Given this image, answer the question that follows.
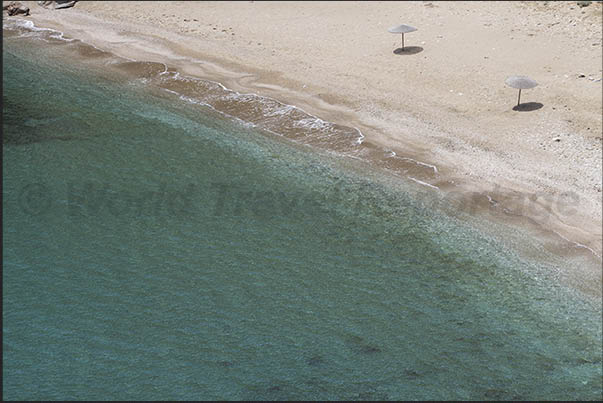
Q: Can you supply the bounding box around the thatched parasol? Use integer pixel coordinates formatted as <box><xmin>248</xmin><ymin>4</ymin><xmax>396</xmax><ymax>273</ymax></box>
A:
<box><xmin>505</xmin><ymin>76</ymin><xmax>538</xmax><ymax>107</ymax></box>
<box><xmin>388</xmin><ymin>24</ymin><xmax>417</xmax><ymax>50</ymax></box>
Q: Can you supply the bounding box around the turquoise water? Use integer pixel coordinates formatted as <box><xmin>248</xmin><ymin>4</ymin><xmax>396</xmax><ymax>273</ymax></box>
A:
<box><xmin>3</xmin><ymin>25</ymin><xmax>602</xmax><ymax>400</ymax></box>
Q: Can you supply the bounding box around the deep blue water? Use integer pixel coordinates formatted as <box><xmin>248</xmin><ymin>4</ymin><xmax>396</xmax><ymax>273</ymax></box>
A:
<box><xmin>2</xmin><ymin>23</ymin><xmax>602</xmax><ymax>400</ymax></box>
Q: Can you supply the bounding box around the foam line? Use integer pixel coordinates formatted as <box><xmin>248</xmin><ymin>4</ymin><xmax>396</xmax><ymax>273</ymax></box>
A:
<box><xmin>551</xmin><ymin>230</ymin><xmax>602</xmax><ymax>260</ymax></box>
<box><xmin>398</xmin><ymin>157</ymin><xmax>438</xmax><ymax>173</ymax></box>
<box><xmin>8</xmin><ymin>18</ymin><xmax>74</xmax><ymax>42</ymax></box>
<box><xmin>354</xmin><ymin>127</ymin><xmax>365</xmax><ymax>145</ymax></box>
<box><xmin>408</xmin><ymin>177</ymin><xmax>440</xmax><ymax>190</ymax></box>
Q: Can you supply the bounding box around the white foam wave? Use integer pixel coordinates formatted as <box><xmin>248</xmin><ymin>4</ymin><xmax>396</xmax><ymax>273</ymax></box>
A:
<box><xmin>398</xmin><ymin>157</ymin><xmax>438</xmax><ymax>173</ymax></box>
<box><xmin>551</xmin><ymin>230</ymin><xmax>602</xmax><ymax>260</ymax></box>
<box><xmin>7</xmin><ymin>18</ymin><xmax>74</xmax><ymax>41</ymax></box>
<box><xmin>160</xmin><ymin>71</ymin><xmax>182</xmax><ymax>81</ymax></box>
<box><xmin>8</xmin><ymin>18</ymin><xmax>35</xmax><ymax>30</ymax></box>
<box><xmin>264</xmin><ymin>104</ymin><xmax>295</xmax><ymax>117</ymax></box>
<box><xmin>158</xmin><ymin>63</ymin><xmax>169</xmax><ymax>76</ymax></box>
<box><xmin>214</xmin><ymin>81</ymin><xmax>229</xmax><ymax>91</ymax></box>
<box><xmin>408</xmin><ymin>177</ymin><xmax>440</xmax><ymax>190</ymax></box>
<box><xmin>161</xmin><ymin>71</ymin><xmax>366</xmax><ymax>147</ymax></box>
<box><xmin>485</xmin><ymin>194</ymin><xmax>499</xmax><ymax>207</ymax></box>
<box><xmin>232</xmin><ymin>117</ymin><xmax>257</xmax><ymax>128</ymax></box>
<box><xmin>49</xmin><ymin>31</ymin><xmax>74</xmax><ymax>41</ymax></box>
<box><xmin>178</xmin><ymin>94</ymin><xmax>212</xmax><ymax>108</ymax></box>
<box><xmin>293</xmin><ymin>117</ymin><xmax>332</xmax><ymax>132</ymax></box>
<box><xmin>161</xmin><ymin>88</ymin><xmax>180</xmax><ymax>95</ymax></box>
<box><xmin>354</xmin><ymin>127</ymin><xmax>365</xmax><ymax>145</ymax></box>
<box><xmin>380</xmin><ymin>150</ymin><xmax>438</xmax><ymax>173</ymax></box>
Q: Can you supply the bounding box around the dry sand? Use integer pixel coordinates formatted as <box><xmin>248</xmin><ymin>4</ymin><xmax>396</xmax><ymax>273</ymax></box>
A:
<box><xmin>8</xmin><ymin>1</ymin><xmax>603</xmax><ymax>280</ymax></box>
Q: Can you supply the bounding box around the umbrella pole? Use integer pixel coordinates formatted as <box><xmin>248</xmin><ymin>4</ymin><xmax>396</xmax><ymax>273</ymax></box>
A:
<box><xmin>517</xmin><ymin>89</ymin><xmax>521</xmax><ymax>106</ymax></box>
<box><xmin>401</xmin><ymin>33</ymin><xmax>405</xmax><ymax>50</ymax></box>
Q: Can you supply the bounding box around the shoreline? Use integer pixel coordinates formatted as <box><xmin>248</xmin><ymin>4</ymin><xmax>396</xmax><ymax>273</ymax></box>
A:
<box><xmin>4</xmin><ymin>2</ymin><xmax>602</xmax><ymax>294</ymax></box>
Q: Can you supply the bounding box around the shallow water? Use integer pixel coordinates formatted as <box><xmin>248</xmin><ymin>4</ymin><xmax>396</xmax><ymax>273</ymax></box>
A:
<box><xmin>3</xmin><ymin>22</ymin><xmax>602</xmax><ymax>400</ymax></box>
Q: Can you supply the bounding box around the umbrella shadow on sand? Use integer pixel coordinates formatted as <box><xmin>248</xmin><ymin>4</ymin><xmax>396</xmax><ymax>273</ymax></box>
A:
<box><xmin>512</xmin><ymin>102</ymin><xmax>543</xmax><ymax>112</ymax></box>
<box><xmin>393</xmin><ymin>46</ymin><xmax>424</xmax><ymax>55</ymax></box>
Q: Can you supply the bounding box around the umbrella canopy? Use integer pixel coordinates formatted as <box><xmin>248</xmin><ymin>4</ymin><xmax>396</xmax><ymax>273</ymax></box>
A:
<box><xmin>505</xmin><ymin>76</ymin><xmax>538</xmax><ymax>108</ymax></box>
<box><xmin>388</xmin><ymin>24</ymin><xmax>418</xmax><ymax>34</ymax></box>
<box><xmin>388</xmin><ymin>24</ymin><xmax>417</xmax><ymax>51</ymax></box>
<box><xmin>505</xmin><ymin>76</ymin><xmax>538</xmax><ymax>89</ymax></box>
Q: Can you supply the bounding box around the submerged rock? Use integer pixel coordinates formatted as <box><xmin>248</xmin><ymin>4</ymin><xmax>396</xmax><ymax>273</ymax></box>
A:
<box><xmin>3</xmin><ymin>2</ymin><xmax>30</xmax><ymax>16</ymax></box>
<box><xmin>403</xmin><ymin>369</ymin><xmax>421</xmax><ymax>379</ymax></box>
<box><xmin>360</xmin><ymin>345</ymin><xmax>382</xmax><ymax>354</ymax></box>
<box><xmin>306</xmin><ymin>355</ymin><xmax>325</xmax><ymax>366</ymax></box>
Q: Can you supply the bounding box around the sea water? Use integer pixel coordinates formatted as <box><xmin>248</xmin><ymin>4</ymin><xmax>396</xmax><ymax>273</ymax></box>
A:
<box><xmin>3</xmin><ymin>23</ymin><xmax>602</xmax><ymax>400</ymax></box>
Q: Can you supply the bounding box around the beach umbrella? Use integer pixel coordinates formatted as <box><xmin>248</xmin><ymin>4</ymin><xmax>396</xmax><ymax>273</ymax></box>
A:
<box><xmin>388</xmin><ymin>24</ymin><xmax>417</xmax><ymax>50</ymax></box>
<box><xmin>505</xmin><ymin>75</ymin><xmax>538</xmax><ymax>107</ymax></box>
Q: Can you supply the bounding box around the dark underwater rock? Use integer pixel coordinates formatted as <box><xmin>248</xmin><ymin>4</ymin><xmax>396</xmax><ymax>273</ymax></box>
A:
<box><xmin>307</xmin><ymin>355</ymin><xmax>325</xmax><ymax>366</ymax></box>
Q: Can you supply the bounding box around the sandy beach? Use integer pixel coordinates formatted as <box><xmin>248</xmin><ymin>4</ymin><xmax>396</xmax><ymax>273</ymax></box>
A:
<box><xmin>8</xmin><ymin>1</ymin><xmax>603</xmax><ymax>273</ymax></box>
<box><xmin>4</xmin><ymin>3</ymin><xmax>603</xmax><ymax>399</ymax></box>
